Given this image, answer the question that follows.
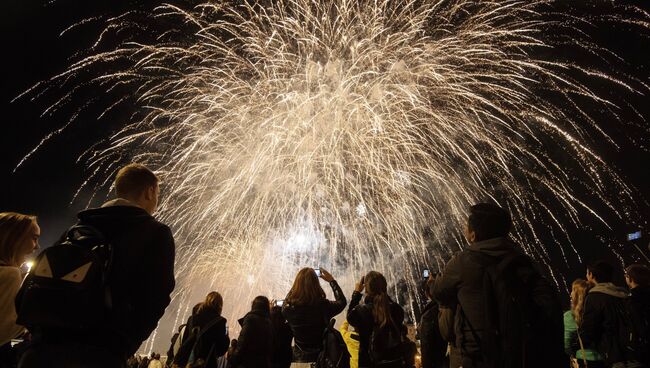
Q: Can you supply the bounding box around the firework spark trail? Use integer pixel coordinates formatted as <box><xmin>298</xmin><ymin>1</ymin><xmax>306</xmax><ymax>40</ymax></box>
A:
<box><xmin>19</xmin><ymin>0</ymin><xmax>649</xmax><ymax>351</ymax></box>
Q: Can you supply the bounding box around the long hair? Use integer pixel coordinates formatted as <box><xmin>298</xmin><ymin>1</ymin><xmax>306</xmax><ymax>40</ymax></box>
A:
<box><xmin>571</xmin><ymin>279</ymin><xmax>591</xmax><ymax>326</ymax></box>
<box><xmin>365</xmin><ymin>271</ymin><xmax>392</xmax><ymax>328</ymax></box>
<box><xmin>0</xmin><ymin>212</ymin><xmax>37</xmax><ymax>267</ymax></box>
<box><xmin>285</xmin><ymin>267</ymin><xmax>326</xmax><ymax>306</ymax></box>
<box><xmin>199</xmin><ymin>291</ymin><xmax>223</xmax><ymax>315</ymax></box>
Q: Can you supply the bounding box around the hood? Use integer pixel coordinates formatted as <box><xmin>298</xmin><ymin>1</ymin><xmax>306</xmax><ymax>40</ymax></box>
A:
<box><xmin>589</xmin><ymin>282</ymin><xmax>628</xmax><ymax>298</ymax></box>
<box><xmin>469</xmin><ymin>236</ymin><xmax>518</xmax><ymax>257</ymax></box>
<box><xmin>238</xmin><ymin>308</ymin><xmax>270</xmax><ymax>326</ymax></box>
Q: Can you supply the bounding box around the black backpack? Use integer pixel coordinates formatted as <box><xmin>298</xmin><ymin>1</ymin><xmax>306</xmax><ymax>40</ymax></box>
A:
<box><xmin>369</xmin><ymin>321</ymin><xmax>415</xmax><ymax>368</ymax></box>
<box><xmin>15</xmin><ymin>224</ymin><xmax>113</xmax><ymax>330</ymax></box>
<box><xmin>469</xmin><ymin>251</ymin><xmax>563</xmax><ymax>368</ymax></box>
<box><xmin>173</xmin><ymin>317</ymin><xmax>224</xmax><ymax>368</ymax></box>
<box><xmin>316</xmin><ymin>318</ymin><xmax>351</xmax><ymax>368</ymax></box>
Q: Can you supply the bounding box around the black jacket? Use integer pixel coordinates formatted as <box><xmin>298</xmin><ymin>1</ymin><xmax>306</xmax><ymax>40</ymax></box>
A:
<box><xmin>347</xmin><ymin>291</ymin><xmax>406</xmax><ymax>368</ymax></box>
<box><xmin>37</xmin><ymin>204</ymin><xmax>176</xmax><ymax>358</ymax></box>
<box><xmin>270</xmin><ymin>307</ymin><xmax>293</xmax><ymax>368</ymax></box>
<box><xmin>418</xmin><ymin>300</ymin><xmax>448</xmax><ymax>368</ymax></box>
<box><xmin>282</xmin><ymin>281</ymin><xmax>347</xmax><ymax>362</ymax></box>
<box><xmin>229</xmin><ymin>306</ymin><xmax>273</xmax><ymax>368</ymax></box>
<box><xmin>580</xmin><ymin>282</ymin><xmax>635</xmax><ymax>366</ymax></box>
<box><xmin>189</xmin><ymin>307</ymin><xmax>229</xmax><ymax>364</ymax></box>
<box><xmin>629</xmin><ymin>286</ymin><xmax>650</xmax><ymax>365</ymax></box>
<box><xmin>432</xmin><ymin>237</ymin><xmax>564</xmax><ymax>368</ymax></box>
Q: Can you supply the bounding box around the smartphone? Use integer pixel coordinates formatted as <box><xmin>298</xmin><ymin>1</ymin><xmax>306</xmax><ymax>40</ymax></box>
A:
<box><xmin>628</xmin><ymin>231</ymin><xmax>642</xmax><ymax>241</ymax></box>
<box><xmin>314</xmin><ymin>268</ymin><xmax>321</xmax><ymax>277</ymax></box>
<box><xmin>275</xmin><ymin>299</ymin><xmax>284</xmax><ymax>307</ymax></box>
<box><xmin>423</xmin><ymin>269</ymin><xmax>430</xmax><ymax>279</ymax></box>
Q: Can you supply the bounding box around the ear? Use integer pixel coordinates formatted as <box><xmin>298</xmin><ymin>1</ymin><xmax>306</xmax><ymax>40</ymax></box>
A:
<box><xmin>145</xmin><ymin>186</ymin><xmax>156</xmax><ymax>200</ymax></box>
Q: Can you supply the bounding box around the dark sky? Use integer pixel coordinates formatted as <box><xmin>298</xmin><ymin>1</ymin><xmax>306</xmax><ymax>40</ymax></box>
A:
<box><xmin>1</xmin><ymin>0</ymin><xmax>649</xmax><ymax>297</ymax></box>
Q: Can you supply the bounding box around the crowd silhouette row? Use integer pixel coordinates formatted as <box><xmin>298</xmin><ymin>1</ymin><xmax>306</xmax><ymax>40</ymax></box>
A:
<box><xmin>1</xmin><ymin>163</ymin><xmax>648</xmax><ymax>368</ymax></box>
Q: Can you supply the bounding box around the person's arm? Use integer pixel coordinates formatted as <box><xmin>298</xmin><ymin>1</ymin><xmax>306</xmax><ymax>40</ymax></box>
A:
<box><xmin>133</xmin><ymin>225</ymin><xmax>176</xmax><ymax>344</ymax></box>
<box><xmin>432</xmin><ymin>255</ymin><xmax>463</xmax><ymax>307</ymax></box>
<box><xmin>346</xmin><ymin>276</ymin><xmax>365</xmax><ymax>329</ymax></box>
<box><xmin>579</xmin><ymin>294</ymin><xmax>602</xmax><ymax>347</ymax></box>
<box><xmin>320</xmin><ymin>268</ymin><xmax>347</xmax><ymax>316</ymax></box>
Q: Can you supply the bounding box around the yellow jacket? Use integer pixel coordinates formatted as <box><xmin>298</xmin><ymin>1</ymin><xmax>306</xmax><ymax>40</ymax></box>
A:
<box><xmin>340</xmin><ymin>320</ymin><xmax>360</xmax><ymax>368</ymax></box>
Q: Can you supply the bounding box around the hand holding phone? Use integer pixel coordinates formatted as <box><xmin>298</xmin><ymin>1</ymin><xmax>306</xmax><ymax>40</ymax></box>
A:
<box><xmin>314</xmin><ymin>268</ymin><xmax>322</xmax><ymax>277</ymax></box>
<box><xmin>275</xmin><ymin>299</ymin><xmax>284</xmax><ymax>307</ymax></box>
<box><xmin>355</xmin><ymin>275</ymin><xmax>365</xmax><ymax>293</ymax></box>
<box><xmin>423</xmin><ymin>269</ymin><xmax>430</xmax><ymax>279</ymax></box>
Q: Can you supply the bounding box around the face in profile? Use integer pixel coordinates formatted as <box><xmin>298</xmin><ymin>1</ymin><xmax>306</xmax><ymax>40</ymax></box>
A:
<box><xmin>19</xmin><ymin>220</ymin><xmax>40</xmax><ymax>265</ymax></box>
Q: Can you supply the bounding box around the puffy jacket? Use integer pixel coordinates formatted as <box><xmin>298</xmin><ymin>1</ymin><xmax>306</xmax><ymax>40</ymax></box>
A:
<box><xmin>340</xmin><ymin>320</ymin><xmax>360</xmax><ymax>368</ymax></box>
<box><xmin>229</xmin><ymin>306</ymin><xmax>273</xmax><ymax>368</ymax></box>
<box><xmin>580</xmin><ymin>282</ymin><xmax>635</xmax><ymax>366</ymax></box>
<box><xmin>282</xmin><ymin>281</ymin><xmax>347</xmax><ymax>362</ymax></box>
<box><xmin>32</xmin><ymin>200</ymin><xmax>176</xmax><ymax>358</ymax></box>
<box><xmin>346</xmin><ymin>291</ymin><xmax>406</xmax><ymax>368</ymax></box>
<box><xmin>418</xmin><ymin>300</ymin><xmax>448</xmax><ymax>368</ymax></box>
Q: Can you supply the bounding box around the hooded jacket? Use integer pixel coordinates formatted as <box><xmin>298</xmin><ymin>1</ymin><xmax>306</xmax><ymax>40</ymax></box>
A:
<box><xmin>36</xmin><ymin>200</ymin><xmax>176</xmax><ymax>358</ymax></box>
<box><xmin>229</xmin><ymin>306</ymin><xmax>273</xmax><ymax>368</ymax></box>
<box><xmin>581</xmin><ymin>282</ymin><xmax>635</xmax><ymax>366</ymax></box>
<box><xmin>432</xmin><ymin>237</ymin><xmax>564</xmax><ymax>367</ymax></box>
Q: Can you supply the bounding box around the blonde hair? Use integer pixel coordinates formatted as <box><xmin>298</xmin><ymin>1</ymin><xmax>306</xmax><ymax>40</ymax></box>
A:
<box><xmin>571</xmin><ymin>279</ymin><xmax>591</xmax><ymax>326</ymax></box>
<box><xmin>199</xmin><ymin>291</ymin><xmax>223</xmax><ymax>315</ymax></box>
<box><xmin>0</xmin><ymin>212</ymin><xmax>37</xmax><ymax>266</ymax></box>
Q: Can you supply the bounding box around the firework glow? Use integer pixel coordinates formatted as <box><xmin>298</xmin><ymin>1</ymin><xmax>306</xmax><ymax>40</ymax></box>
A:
<box><xmin>17</xmin><ymin>0</ymin><xmax>649</xmax><ymax>352</ymax></box>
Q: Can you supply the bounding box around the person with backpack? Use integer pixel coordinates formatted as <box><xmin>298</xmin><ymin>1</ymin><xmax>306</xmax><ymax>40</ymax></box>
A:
<box><xmin>173</xmin><ymin>292</ymin><xmax>229</xmax><ymax>368</ymax></box>
<box><xmin>16</xmin><ymin>163</ymin><xmax>175</xmax><ymax>368</ymax></box>
<box><xmin>270</xmin><ymin>304</ymin><xmax>293</xmax><ymax>368</ymax></box>
<box><xmin>282</xmin><ymin>267</ymin><xmax>347</xmax><ymax>366</ymax></box>
<box><xmin>228</xmin><ymin>296</ymin><xmax>273</xmax><ymax>368</ymax></box>
<box><xmin>419</xmin><ymin>276</ymin><xmax>448</xmax><ymax>368</ymax></box>
<box><xmin>581</xmin><ymin>260</ymin><xmax>644</xmax><ymax>368</ymax></box>
<box><xmin>167</xmin><ymin>303</ymin><xmax>203</xmax><ymax>366</ymax></box>
<box><xmin>432</xmin><ymin>202</ymin><xmax>565</xmax><ymax>368</ymax></box>
<box><xmin>0</xmin><ymin>212</ymin><xmax>40</xmax><ymax>368</ymax></box>
<box><xmin>564</xmin><ymin>279</ymin><xmax>604</xmax><ymax>368</ymax></box>
<box><xmin>625</xmin><ymin>264</ymin><xmax>650</xmax><ymax>366</ymax></box>
<box><xmin>347</xmin><ymin>271</ymin><xmax>415</xmax><ymax>368</ymax></box>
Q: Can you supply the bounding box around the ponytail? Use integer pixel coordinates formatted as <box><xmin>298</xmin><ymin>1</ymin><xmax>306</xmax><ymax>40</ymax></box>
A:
<box><xmin>365</xmin><ymin>271</ymin><xmax>393</xmax><ymax>328</ymax></box>
<box><xmin>372</xmin><ymin>292</ymin><xmax>392</xmax><ymax>328</ymax></box>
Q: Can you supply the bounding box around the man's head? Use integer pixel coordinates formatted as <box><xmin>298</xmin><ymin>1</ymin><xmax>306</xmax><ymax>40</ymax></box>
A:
<box><xmin>586</xmin><ymin>260</ymin><xmax>614</xmax><ymax>284</ymax></box>
<box><xmin>114</xmin><ymin>163</ymin><xmax>159</xmax><ymax>215</ymax></box>
<box><xmin>625</xmin><ymin>264</ymin><xmax>650</xmax><ymax>289</ymax></box>
<box><xmin>465</xmin><ymin>203</ymin><xmax>512</xmax><ymax>243</ymax></box>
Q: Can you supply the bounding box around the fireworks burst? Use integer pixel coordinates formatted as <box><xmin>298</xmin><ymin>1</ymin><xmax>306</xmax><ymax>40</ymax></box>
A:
<box><xmin>18</xmin><ymin>0</ymin><xmax>649</xmax><ymax>351</ymax></box>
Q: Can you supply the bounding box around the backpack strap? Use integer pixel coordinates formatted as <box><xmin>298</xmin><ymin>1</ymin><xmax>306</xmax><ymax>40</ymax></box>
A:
<box><xmin>188</xmin><ymin>316</ymin><xmax>225</xmax><ymax>363</ymax></box>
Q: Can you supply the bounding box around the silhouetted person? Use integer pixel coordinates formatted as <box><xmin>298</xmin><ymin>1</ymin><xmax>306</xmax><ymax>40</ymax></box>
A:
<box><xmin>229</xmin><ymin>296</ymin><xmax>273</xmax><ymax>368</ymax></box>
<box><xmin>625</xmin><ymin>264</ymin><xmax>650</xmax><ymax>366</ymax></box>
<box><xmin>282</xmin><ymin>267</ymin><xmax>346</xmax><ymax>365</ymax></box>
<box><xmin>419</xmin><ymin>276</ymin><xmax>448</xmax><ymax>368</ymax></box>
<box><xmin>19</xmin><ymin>164</ymin><xmax>175</xmax><ymax>368</ymax></box>
<box><xmin>270</xmin><ymin>305</ymin><xmax>292</xmax><ymax>368</ymax></box>
<box><xmin>564</xmin><ymin>279</ymin><xmax>604</xmax><ymax>368</ymax></box>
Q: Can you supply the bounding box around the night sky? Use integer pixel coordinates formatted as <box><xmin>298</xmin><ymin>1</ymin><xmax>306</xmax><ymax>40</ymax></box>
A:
<box><xmin>2</xmin><ymin>0</ymin><xmax>650</xmax><ymax>306</ymax></box>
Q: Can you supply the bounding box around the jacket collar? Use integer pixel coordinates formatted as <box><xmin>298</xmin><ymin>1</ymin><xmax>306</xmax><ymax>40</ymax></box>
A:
<box><xmin>101</xmin><ymin>198</ymin><xmax>140</xmax><ymax>208</ymax></box>
<box><xmin>589</xmin><ymin>282</ymin><xmax>628</xmax><ymax>298</ymax></box>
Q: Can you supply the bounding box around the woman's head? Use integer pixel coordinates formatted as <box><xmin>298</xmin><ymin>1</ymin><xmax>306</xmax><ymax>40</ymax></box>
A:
<box><xmin>365</xmin><ymin>271</ymin><xmax>393</xmax><ymax>328</ymax></box>
<box><xmin>0</xmin><ymin>212</ymin><xmax>40</xmax><ymax>267</ymax></box>
<box><xmin>201</xmin><ymin>291</ymin><xmax>223</xmax><ymax>315</ymax></box>
<box><xmin>570</xmin><ymin>279</ymin><xmax>591</xmax><ymax>326</ymax></box>
<box><xmin>286</xmin><ymin>267</ymin><xmax>326</xmax><ymax>306</ymax></box>
<box><xmin>251</xmin><ymin>295</ymin><xmax>270</xmax><ymax>314</ymax></box>
<box><xmin>365</xmin><ymin>271</ymin><xmax>388</xmax><ymax>296</ymax></box>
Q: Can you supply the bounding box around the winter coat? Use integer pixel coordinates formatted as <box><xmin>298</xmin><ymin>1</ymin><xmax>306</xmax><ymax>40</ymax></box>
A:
<box><xmin>581</xmin><ymin>282</ymin><xmax>636</xmax><ymax>366</ymax></box>
<box><xmin>418</xmin><ymin>300</ymin><xmax>448</xmax><ymax>368</ymax></box>
<box><xmin>346</xmin><ymin>291</ymin><xmax>406</xmax><ymax>368</ymax></box>
<box><xmin>0</xmin><ymin>265</ymin><xmax>24</xmax><ymax>346</ymax></box>
<box><xmin>188</xmin><ymin>307</ymin><xmax>229</xmax><ymax>365</ymax></box>
<box><xmin>270</xmin><ymin>307</ymin><xmax>292</xmax><ymax>368</ymax></box>
<box><xmin>628</xmin><ymin>286</ymin><xmax>650</xmax><ymax>366</ymax></box>
<box><xmin>563</xmin><ymin>310</ymin><xmax>603</xmax><ymax>361</ymax></box>
<box><xmin>340</xmin><ymin>320</ymin><xmax>360</xmax><ymax>368</ymax></box>
<box><xmin>229</xmin><ymin>306</ymin><xmax>273</xmax><ymax>368</ymax></box>
<box><xmin>282</xmin><ymin>280</ymin><xmax>347</xmax><ymax>362</ymax></box>
<box><xmin>432</xmin><ymin>236</ymin><xmax>564</xmax><ymax>368</ymax></box>
<box><xmin>30</xmin><ymin>200</ymin><xmax>176</xmax><ymax>359</ymax></box>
